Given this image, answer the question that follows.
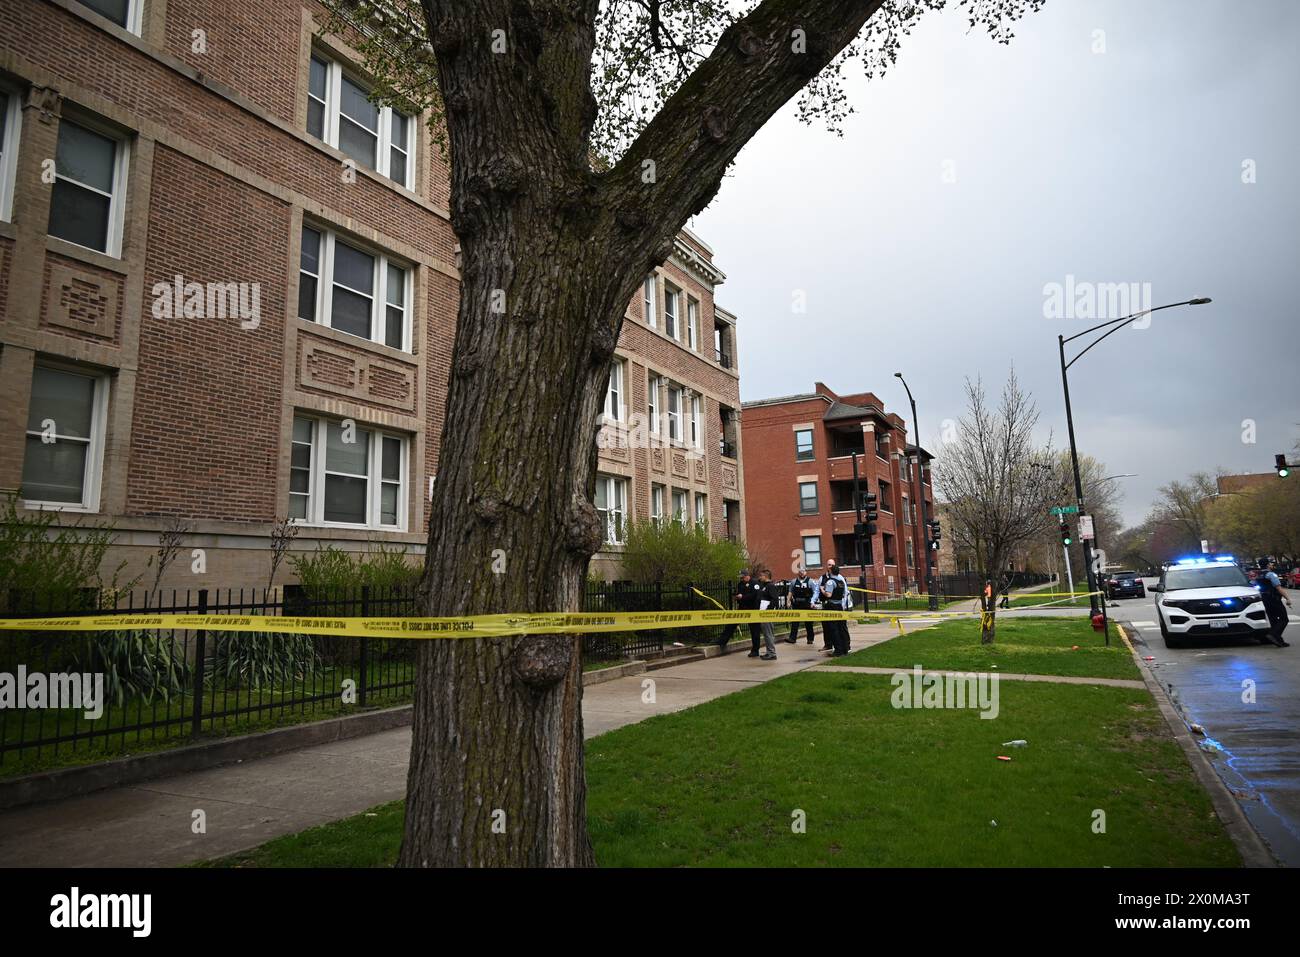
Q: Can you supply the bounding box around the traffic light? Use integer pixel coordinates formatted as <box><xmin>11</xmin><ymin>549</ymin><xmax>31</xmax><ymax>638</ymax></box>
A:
<box><xmin>1277</xmin><ymin>453</ymin><xmax>1290</xmax><ymax>478</ymax></box>
<box><xmin>1060</xmin><ymin>520</ymin><xmax>1072</xmax><ymax>546</ymax></box>
<box><xmin>863</xmin><ymin>492</ymin><xmax>879</xmax><ymax>535</ymax></box>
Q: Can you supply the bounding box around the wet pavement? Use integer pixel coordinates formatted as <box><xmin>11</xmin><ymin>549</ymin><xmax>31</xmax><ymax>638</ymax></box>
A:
<box><xmin>1117</xmin><ymin>586</ymin><xmax>1300</xmax><ymax>867</ymax></box>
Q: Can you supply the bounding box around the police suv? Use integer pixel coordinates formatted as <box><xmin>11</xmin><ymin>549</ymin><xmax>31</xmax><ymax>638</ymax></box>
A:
<box><xmin>1152</xmin><ymin>556</ymin><xmax>1272</xmax><ymax>648</ymax></box>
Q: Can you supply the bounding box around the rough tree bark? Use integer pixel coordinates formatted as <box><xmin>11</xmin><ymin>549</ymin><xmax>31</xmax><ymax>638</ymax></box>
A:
<box><xmin>399</xmin><ymin>0</ymin><xmax>886</xmax><ymax>867</ymax></box>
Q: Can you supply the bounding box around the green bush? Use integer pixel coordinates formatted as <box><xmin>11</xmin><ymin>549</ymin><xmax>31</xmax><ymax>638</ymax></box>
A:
<box><xmin>289</xmin><ymin>541</ymin><xmax>422</xmax><ymax>596</ymax></box>
<box><xmin>619</xmin><ymin>520</ymin><xmax>748</xmax><ymax>588</ymax></box>
<box><xmin>0</xmin><ymin>490</ymin><xmax>137</xmax><ymax>611</ymax></box>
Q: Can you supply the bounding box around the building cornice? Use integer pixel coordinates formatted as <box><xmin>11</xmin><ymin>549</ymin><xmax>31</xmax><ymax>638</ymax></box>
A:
<box><xmin>670</xmin><ymin>238</ymin><xmax>726</xmax><ymax>288</ymax></box>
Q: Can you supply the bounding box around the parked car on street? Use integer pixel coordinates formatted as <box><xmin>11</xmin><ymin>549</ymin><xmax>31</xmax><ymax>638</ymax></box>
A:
<box><xmin>1105</xmin><ymin>570</ymin><xmax>1146</xmax><ymax>599</ymax></box>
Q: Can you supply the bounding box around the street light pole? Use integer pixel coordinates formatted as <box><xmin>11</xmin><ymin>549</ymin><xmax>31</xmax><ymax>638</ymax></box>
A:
<box><xmin>1057</xmin><ymin>297</ymin><xmax>1211</xmax><ymax>622</ymax></box>
<box><xmin>895</xmin><ymin>373</ymin><xmax>937</xmax><ymax>611</ymax></box>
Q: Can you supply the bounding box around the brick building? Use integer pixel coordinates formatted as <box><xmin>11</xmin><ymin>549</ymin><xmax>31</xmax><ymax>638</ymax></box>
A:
<box><xmin>740</xmin><ymin>383</ymin><xmax>933</xmax><ymax>594</ymax></box>
<box><xmin>0</xmin><ymin>0</ymin><xmax>743</xmax><ymax>587</ymax></box>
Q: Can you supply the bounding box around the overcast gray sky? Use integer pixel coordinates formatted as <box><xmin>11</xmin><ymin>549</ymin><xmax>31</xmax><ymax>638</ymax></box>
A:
<box><xmin>693</xmin><ymin>0</ymin><xmax>1300</xmax><ymax>527</ymax></box>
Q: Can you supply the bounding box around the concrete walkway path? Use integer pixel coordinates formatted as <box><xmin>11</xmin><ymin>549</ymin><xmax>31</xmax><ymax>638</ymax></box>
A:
<box><xmin>0</xmin><ymin>621</ymin><xmax>898</xmax><ymax>868</ymax></box>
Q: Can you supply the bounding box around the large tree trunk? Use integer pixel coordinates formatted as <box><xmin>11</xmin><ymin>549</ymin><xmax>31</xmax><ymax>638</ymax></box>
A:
<box><xmin>398</xmin><ymin>0</ymin><xmax>889</xmax><ymax>868</ymax></box>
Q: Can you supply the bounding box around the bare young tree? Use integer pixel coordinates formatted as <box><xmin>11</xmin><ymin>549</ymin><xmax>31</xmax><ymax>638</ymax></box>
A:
<box><xmin>1153</xmin><ymin>472</ymin><xmax>1219</xmax><ymax>551</ymax></box>
<box><xmin>149</xmin><ymin>518</ymin><xmax>192</xmax><ymax>595</ymax></box>
<box><xmin>936</xmin><ymin>371</ymin><xmax>1057</xmax><ymax>642</ymax></box>
<box><xmin>267</xmin><ymin>517</ymin><xmax>300</xmax><ymax>596</ymax></box>
<box><xmin>317</xmin><ymin>0</ymin><xmax>1049</xmax><ymax>866</ymax></box>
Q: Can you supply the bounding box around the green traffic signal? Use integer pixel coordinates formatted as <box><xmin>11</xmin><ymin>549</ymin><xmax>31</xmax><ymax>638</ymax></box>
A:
<box><xmin>1277</xmin><ymin>454</ymin><xmax>1290</xmax><ymax>477</ymax></box>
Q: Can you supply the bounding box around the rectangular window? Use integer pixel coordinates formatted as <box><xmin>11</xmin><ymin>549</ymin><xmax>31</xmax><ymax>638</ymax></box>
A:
<box><xmin>667</xmin><ymin>385</ymin><xmax>682</xmax><ymax>442</ymax></box>
<box><xmin>603</xmin><ymin>360</ymin><xmax>623</xmax><ymax>421</ymax></box>
<box><xmin>799</xmin><ymin>481</ymin><xmax>818</xmax><ymax>515</ymax></box>
<box><xmin>291</xmin><ymin>414</ymin><xmax>407</xmax><ymax>529</ymax></box>
<box><xmin>0</xmin><ymin>88</ymin><xmax>19</xmax><ymax>222</ymax></box>
<box><xmin>594</xmin><ymin>475</ymin><xmax>628</xmax><ymax>545</ymax></box>
<box><xmin>48</xmin><ymin>117</ymin><xmax>128</xmax><ymax>257</ymax></box>
<box><xmin>689</xmin><ymin>395</ymin><xmax>702</xmax><ymax>449</ymax></box>
<box><xmin>694</xmin><ymin>493</ymin><xmax>707</xmax><ymax>527</ymax></box>
<box><xmin>307</xmin><ymin>53</ymin><xmax>415</xmax><ymax>190</ymax></box>
<box><xmin>21</xmin><ymin>366</ymin><xmax>108</xmax><ymax>511</ymax></box>
<box><xmin>299</xmin><ymin>224</ymin><xmax>410</xmax><ymax>350</ymax></box>
<box><xmin>879</xmin><ymin>480</ymin><xmax>892</xmax><ymax>512</ymax></box>
<box><xmin>671</xmin><ymin>488</ymin><xmax>688</xmax><ymax>523</ymax></box>
<box><xmin>651</xmin><ymin>484</ymin><xmax>665</xmax><ymax>524</ymax></box>
<box><xmin>686</xmin><ymin>299</ymin><xmax>699</xmax><ymax>351</ymax></box>
<box><xmin>883</xmin><ymin>534</ymin><xmax>897</xmax><ymax>565</ymax></box>
<box><xmin>77</xmin><ymin>0</ymin><xmax>142</xmax><ymax>33</ymax></box>
<box><xmin>802</xmin><ymin>535</ymin><xmax>822</xmax><ymax>569</ymax></box>
<box><xmin>664</xmin><ymin>285</ymin><xmax>678</xmax><ymax>338</ymax></box>
<box><xmin>795</xmin><ymin>428</ymin><xmax>814</xmax><ymax>461</ymax></box>
<box><xmin>646</xmin><ymin>374</ymin><xmax>660</xmax><ymax>435</ymax></box>
<box><xmin>643</xmin><ymin>275</ymin><xmax>657</xmax><ymax>328</ymax></box>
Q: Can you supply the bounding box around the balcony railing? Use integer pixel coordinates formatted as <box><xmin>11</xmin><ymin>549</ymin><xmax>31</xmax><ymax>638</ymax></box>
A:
<box><xmin>715</xmin><ymin>349</ymin><xmax>732</xmax><ymax>369</ymax></box>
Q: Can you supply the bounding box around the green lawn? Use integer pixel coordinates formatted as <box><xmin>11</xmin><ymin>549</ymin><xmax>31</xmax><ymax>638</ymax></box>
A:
<box><xmin>203</xmin><ymin>662</ymin><xmax>1233</xmax><ymax>868</ymax></box>
<box><xmin>831</xmin><ymin>615</ymin><xmax>1139</xmax><ymax>680</ymax></box>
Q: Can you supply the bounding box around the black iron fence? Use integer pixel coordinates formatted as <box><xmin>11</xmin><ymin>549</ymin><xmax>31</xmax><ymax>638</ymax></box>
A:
<box><xmin>579</xmin><ymin>580</ymin><xmax>733</xmax><ymax>661</ymax></box>
<box><xmin>0</xmin><ymin>585</ymin><xmax>419</xmax><ymax>775</ymax></box>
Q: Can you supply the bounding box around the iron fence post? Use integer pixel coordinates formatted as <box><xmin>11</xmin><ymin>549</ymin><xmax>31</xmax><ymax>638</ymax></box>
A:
<box><xmin>358</xmin><ymin>586</ymin><xmax>370</xmax><ymax>707</ymax></box>
<box><xmin>190</xmin><ymin>588</ymin><xmax>208</xmax><ymax>737</ymax></box>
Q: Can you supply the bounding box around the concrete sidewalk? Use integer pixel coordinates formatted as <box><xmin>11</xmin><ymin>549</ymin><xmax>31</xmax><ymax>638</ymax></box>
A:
<box><xmin>0</xmin><ymin>621</ymin><xmax>897</xmax><ymax>868</ymax></box>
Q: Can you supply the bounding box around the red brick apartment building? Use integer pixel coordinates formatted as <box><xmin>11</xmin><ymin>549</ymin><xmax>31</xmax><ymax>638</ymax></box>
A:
<box><xmin>740</xmin><ymin>383</ymin><xmax>933</xmax><ymax>594</ymax></box>
<box><xmin>0</xmin><ymin>0</ymin><xmax>743</xmax><ymax>586</ymax></box>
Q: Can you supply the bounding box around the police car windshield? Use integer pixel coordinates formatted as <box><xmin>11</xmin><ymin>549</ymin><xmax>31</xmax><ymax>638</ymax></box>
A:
<box><xmin>1164</xmin><ymin>564</ymin><xmax>1249</xmax><ymax>591</ymax></box>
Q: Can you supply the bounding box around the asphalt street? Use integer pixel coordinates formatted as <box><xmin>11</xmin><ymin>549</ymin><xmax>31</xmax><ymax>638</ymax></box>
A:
<box><xmin>1115</xmin><ymin>579</ymin><xmax>1300</xmax><ymax>867</ymax></box>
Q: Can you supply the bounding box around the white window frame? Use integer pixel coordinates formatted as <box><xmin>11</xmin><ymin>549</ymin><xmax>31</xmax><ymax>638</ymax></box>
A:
<box><xmin>76</xmin><ymin>0</ymin><xmax>144</xmax><ymax>35</ymax></box>
<box><xmin>686</xmin><ymin>298</ymin><xmax>699</xmax><ymax>351</ymax></box>
<box><xmin>694</xmin><ymin>492</ymin><xmax>707</xmax><ymax>527</ymax></box>
<box><xmin>594</xmin><ymin>474</ymin><xmax>628</xmax><ymax>545</ymax></box>
<box><xmin>651</xmin><ymin>484</ymin><xmax>665</xmax><ymax>525</ymax></box>
<box><xmin>643</xmin><ymin>275</ymin><xmax>657</xmax><ymax>329</ymax></box>
<box><xmin>291</xmin><ymin>413</ymin><xmax>408</xmax><ymax>531</ymax></box>
<box><xmin>308</xmin><ymin>52</ymin><xmax>416</xmax><ymax>191</ymax></box>
<box><xmin>646</xmin><ymin>373</ymin><xmax>660</xmax><ymax>435</ymax></box>
<box><xmin>21</xmin><ymin>365</ymin><xmax>110</xmax><ymax>513</ymax></box>
<box><xmin>603</xmin><ymin>359</ymin><xmax>624</xmax><ymax>422</ymax></box>
<box><xmin>667</xmin><ymin>385</ymin><xmax>682</xmax><ymax>442</ymax></box>
<box><xmin>689</xmin><ymin>394</ymin><xmax>702</xmax><ymax>449</ymax></box>
<box><xmin>49</xmin><ymin>114</ymin><xmax>130</xmax><ymax>258</ymax></box>
<box><xmin>802</xmin><ymin>535</ymin><xmax>823</xmax><ymax>569</ymax></box>
<box><xmin>671</xmin><ymin>488</ymin><xmax>688</xmax><ymax>523</ymax></box>
<box><xmin>0</xmin><ymin>85</ymin><xmax>20</xmax><ymax>223</ymax></box>
<box><xmin>300</xmin><ymin>224</ymin><xmax>412</xmax><ymax>352</ymax></box>
<box><xmin>663</xmin><ymin>284</ymin><xmax>679</xmax><ymax>339</ymax></box>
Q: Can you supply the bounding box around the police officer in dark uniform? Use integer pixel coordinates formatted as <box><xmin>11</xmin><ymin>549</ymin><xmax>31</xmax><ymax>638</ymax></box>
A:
<box><xmin>716</xmin><ymin>570</ymin><xmax>762</xmax><ymax>655</ymax></box>
<box><xmin>784</xmin><ymin>569</ymin><xmax>817</xmax><ymax>644</ymax></box>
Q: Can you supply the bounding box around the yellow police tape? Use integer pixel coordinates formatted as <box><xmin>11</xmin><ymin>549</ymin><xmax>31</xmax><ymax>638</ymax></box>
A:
<box><xmin>0</xmin><ymin>607</ymin><xmax>868</xmax><ymax>641</ymax></box>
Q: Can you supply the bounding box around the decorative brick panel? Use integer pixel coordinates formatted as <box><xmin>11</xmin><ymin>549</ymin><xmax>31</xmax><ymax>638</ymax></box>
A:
<box><xmin>40</xmin><ymin>256</ymin><xmax>123</xmax><ymax>343</ymax></box>
<box><xmin>298</xmin><ymin>331</ymin><xmax>417</xmax><ymax>413</ymax></box>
